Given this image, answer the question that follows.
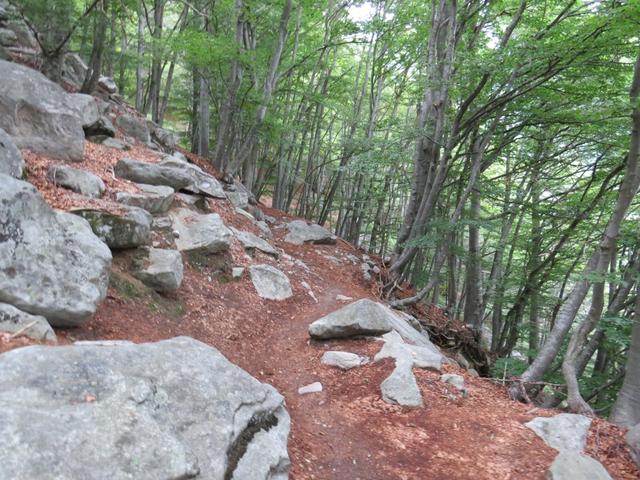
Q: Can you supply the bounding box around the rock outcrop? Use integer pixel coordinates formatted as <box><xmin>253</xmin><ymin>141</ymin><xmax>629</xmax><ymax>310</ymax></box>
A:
<box><xmin>0</xmin><ymin>174</ymin><xmax>111</xmax><ymax>326</ymax></box>
<box><xmin>115</xmin><ymin>157</ymin><xmax>193</xmax><ymax>190</ymax></box>
<box><xmin>231</xmin><ymin>227</ymin><xmax>279</xmax><ymax>257</ymax></box>
<box><xmin>0</xmin><ymin>336</ymin><xmax>290</xmax><ymax>480</ymax></box>
<box><xmin>73</xmin><ymin>206</ymin><xmax>152</xmax><ymax>249</ymax></box>
<box><xmin>375</xmin><ymin>330</ymin><xmax>442</xmax><ymax>407</ymax></box>
<box><xmin>284</xmin><ymin>220</ymin><xmax>336</xmax><ymax>245</ymax></box>
<box><xmin>0</xmin><ymin>302</ymin><xmax>56</xmax><ymax>342</ymax></box>
<box><xmin>0</xmin><ymin>60</ymin><xmax>84</xmax><ymax>161</ymax></box>
<box><xmin>159</xmin><ymin>157</ymin><xmax>226</xmax><ymax>198</ymax></box>
<box><xmin>525</xmin><ymin>414</ymin><xmax>592</xmax><ymax>453</ymax></box>
<box><xmin>627</xmin><ymin>424</ymin><xmax>640</xmax><ymax>467</ymax></box>
<box><xmin>116</xmin><ymin>114</ymin><xmax>150</xmax><ymax>144</ymax></box>
<box><xmin>249</xmin><ymin>265</ymin><xmax>293</xmax><ymax>300</ymax></box>
<box><xmin>47</xmin><ymin>164</ymin><xmax>106</xmax><ymax>198</ymax></box>
<box><xmin>133</xmin><ymin>247</ymin><xmax>183</xmax><ymax>292</ymax></box>
<box><xmin>0</xmin><ymin>127</ymin><xmax>24</xmax><ymax>178</ymax></box>
<box><xmin>170</xmin><ymin>208</ymin><xmax>232</xmax><ymax>254</ymax></box>
<box><xmin>116</xmin><ymin>184</ymin><xmax>175</xmax><ymax>214</ymax></box>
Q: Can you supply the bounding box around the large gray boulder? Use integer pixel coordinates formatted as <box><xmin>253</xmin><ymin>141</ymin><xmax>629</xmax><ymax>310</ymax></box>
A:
<box><xmin>116</xmin><ymin>114</ymin><xmax>150</xmax><ymax>144</ymax></box>
<box><xmin>73</xmin><ymin>206</ymin><xmax>152</xmax><ymax>249</ymax></box>
<box><xmin>47</xmin><ymin>164</ymin><xmax>106</xmax><ymax>198</ymax></box>
<box><xmin>160</xmin><ymin>157</ymin><xmax>226</xmax><ymax>198</ymax></box>
<box><xmin>68</xmin><ymin>93</ymin><xmax>99</xmax><ymax>129</ymax></box>
<box><xmin>231</xmin><ymin>227</ymin><xmax>279</xmax><ymax>257</ymax></box>
<box><xmin>285</xmin><ymin>220</ymin><xmax>336</xmax><ymax>245</ymax></box>
<box><xmin>0</xmin><ymin>127</ymin><xmax>24</xmax><ymax>178</ymax></box>
<box><xmin>0</xmin><ymin>336</ymin><xmax>290</xmax><ymax>480</ymax></box>
<box><xmin>170</xmin><ymin>208</ymin><xmax>232</xmax><ymax>254</ymax></box>
<box><xmin>525</xmin><ymin>414</ymin><xmax>592</xmax><ymax>453</ymax></box>
<box><xmin>0</xmin><ymin>60</ymin><xmax>84</xmax><ymax>161</ymax></box>
<box><xmin>308</xmin><ymin>299</ymin><xmax>394</xmax><ymax>340</ymax></box>
<box><xmin>0</xmin><ymin>302</ymin><xmax>56</xmax><ymax>342</ymax></box>
<box><xmin>0</xmin><ymin>174</ymin><xmax>111</xmax><ymax>326</ymax></box>
<box><xmin>116</xmin><ymin>184</ymin><xmax>175</xmax><ymax>214</ymax></box>
<box><xmin>626</xmin><ymin>424</ymin><xmax>640</xmax><ymax>467</ymax></box>
<box><xmin>249</xmin><ymin>265</ymin><xmax>293</xmax><ymax>301</ymax></box>
<box><xmin>548</xmin><ymin>452</ymin><xmax>612</xmax><ymax>480</ymax></box>
<box><xmin>115</xmin><ymin>158</ymin><xmax>193</xmax><ymax>190</ymax></box>
<box><xmin>133</xmin><ymin>248</ymin><xmax>183</xmax><ymax>292</ymax></box>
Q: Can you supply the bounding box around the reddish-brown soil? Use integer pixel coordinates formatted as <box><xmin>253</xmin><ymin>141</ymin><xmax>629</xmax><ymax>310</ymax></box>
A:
<box><xmin>5</xmin><ymin>136</ymin><xmax>638</xmax><ymax>480</ymax></box>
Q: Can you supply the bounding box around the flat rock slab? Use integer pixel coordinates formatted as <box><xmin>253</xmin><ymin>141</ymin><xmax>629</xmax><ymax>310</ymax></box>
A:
<box><xmin>160</xmin><ymin>157</ymin><xmax>225</xmax><ymax>198</ymax></box>
<box><xmin>285</xmin><ymin>220</ymin><xmax>336</xmax><ymax>245</ymax></box>
<box><xmin>0</xmin><ymin>60</ymin><xmax>84</xmax><ymax>161</ymax></box>
<box><xmin>0</xmin><ymin>127</ymin><xmax>24</xmax><ymax>178</ymax></box>
<box><xmin>116</xmin><ymin>183</ymin><xmax>175</xmax><ymax>214</ymax></box>
<box><xmin>0</xmin><ymin>174</ymin><xmax>111</xmax><ymax>327</ymax></box>
<box><xmin>231</xmin><ymin>227</ymin><xmax>279</xmax><ymax>257</ymax></box>
<box><xmin>169</xmin><ymin>208</ymin><xmax>232</xmax><ymax>254</ymax></box>
<box><xmin>626</xmin><ymin>424</ymin><xmax>640</xmax><ymax>467</ymax></box>
<box><xmin>249</xmin><ymin>265</ymin><xmax>293</xmax><ymax>301</ymax></box>
<box><xmin>0</xmin><ymin>336</ymin><xmax>291</xmax><ymax>480</ymax></box>
<box><xmin>308</xmin><ymin>298</ymin><xmax>395</xmax><ymax>340</ymax></box>
<box><xmin>548</xmin><ymin>452</ymin><xmax>612</xmax><ymax>480</ymax></box>
<box><xmin>374</xmin><ymin>331</ymin><xmax>443</xmax><ymax>371</ymax></box>
<box><xmin>0</xmin><ymin>302</ymin><xmax>56</xmax><ymax>342</ymax></box>
<box><xmin>381</xmin><ymin>360</ymin><xmax>423</xmax><ymax>408</ymax></box>
<box><xmin>115</xmin><ymin>158</ymin><xmax>193</xmax><ymax>190</ymax></box>
<box><xmin>47</xmin><ymin>164</ymin><xmax>105</xmax><ymax>198</ymax></box>
<box><xmin>525</xmin><ymin>414</ymin><xmax>592</xmax><ymax>453</ymax></box>
<box><xmin>73</xmin><ymin>206</ymin><xmax>152</xmax><ymax>249</ymax></box>
<box><xmin>321</xmin><ymin>351</ymin><xmax>368</xmax><ymax>370</ymax></box>
<box><xmin>133</xmin><ymin>248</ymin><xmax>183</xmax><ymax>292</ymax></box>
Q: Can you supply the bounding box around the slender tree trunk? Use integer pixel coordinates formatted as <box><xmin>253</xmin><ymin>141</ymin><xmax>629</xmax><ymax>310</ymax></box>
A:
<box><xmin>81</xmin><ymin>0</ymin><xmax>108</xmax><ymax>94</ymax></box>
<box><xmin>135</xmin><ymin>0</ymin><xmax>146</xmax><ymax>112</ymax></box>
<box><xmin>611</xmin><ymin>284</ymin><xmax>640</xmax><ymax>426</ymax></box>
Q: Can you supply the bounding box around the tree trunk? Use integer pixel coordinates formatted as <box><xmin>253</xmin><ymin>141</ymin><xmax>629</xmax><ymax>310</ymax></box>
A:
<box><xmin>611</xmin><ymin>284</ymin><xmax>640</xmax><ymax>426</ymax></box>
<box><xmin>81</xmin><ymin>0</ymin><xmax>108</xmax><ymax>94</ymax></box>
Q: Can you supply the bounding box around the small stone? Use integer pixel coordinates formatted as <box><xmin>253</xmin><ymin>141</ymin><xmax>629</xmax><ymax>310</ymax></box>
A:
<box><xmin>335</xmin><ymin>294</ymin><xmax>353</xmax><ymax>302</ymax></box>
<box><xmin>440</xmin><ymin>373</ymin><xmax>466</xmax><ymax>393</ymax></box>
<box><xmin>321</xmin><ymin>351</ymin><xmax>368</xmax><ymax>370</ymax></box>
<box><xmin>232</xmin><ymin>267</ymin><xmax>245</xmax><ymax>279</ymax></box>
<box><xmin>298</xmin><ymin>382</ymin><xmax>323</xmax><ymax>395</ymax></box>
<box><xmin>548</xmin><ymin>452</ymin><xmax>612</xmax><ymax>480</ymax></box>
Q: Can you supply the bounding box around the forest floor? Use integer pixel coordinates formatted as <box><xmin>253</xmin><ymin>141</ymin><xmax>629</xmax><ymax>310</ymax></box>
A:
<box><xmin>3</xmin><ymin>132</ymin><xmax>639</xmax><ymax>480</ymax></box>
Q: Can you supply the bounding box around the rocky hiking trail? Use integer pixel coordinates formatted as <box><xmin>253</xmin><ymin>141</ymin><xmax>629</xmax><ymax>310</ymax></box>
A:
<box><xmin>22</xmin><ymin>161</ymin><xmax>637</xmax><ymax>480</ymax></box>
<box><xmin>0</xmin><ymin>54</ymin><xmax>638</xmax><ymax>479</ymax></box>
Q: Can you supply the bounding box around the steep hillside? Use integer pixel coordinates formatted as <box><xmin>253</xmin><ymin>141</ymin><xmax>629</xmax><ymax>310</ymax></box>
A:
<box><xmin>2</xmin><ymin>109</ymin><xmax>636</xmax><ymax>480</ymax></box>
